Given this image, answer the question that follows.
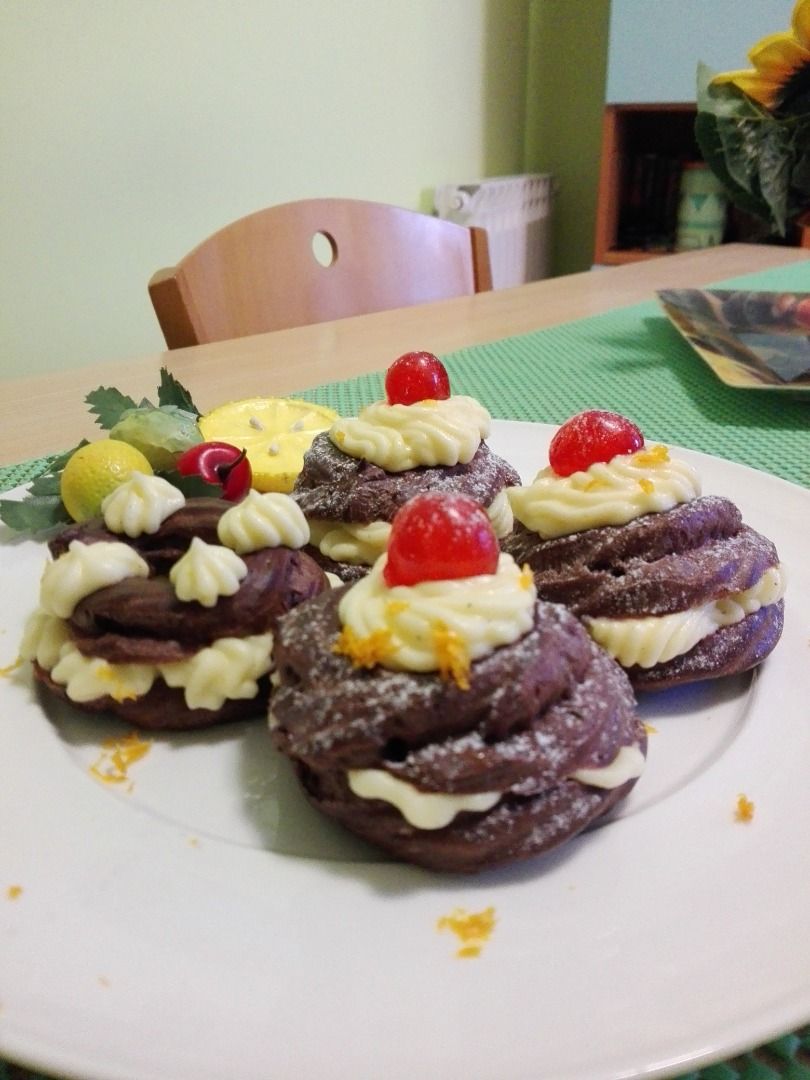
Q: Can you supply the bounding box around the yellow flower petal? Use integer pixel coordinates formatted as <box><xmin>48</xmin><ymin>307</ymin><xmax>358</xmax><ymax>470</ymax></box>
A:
<box><xmin>749</xmin><ymin>33</ymin><xmax>810</xmax><ymax>79</ymax></box>
<box><xmin>711</xmin><ymin>69</ymin><xmax>783</xmax><ymax>108</ymax></box>
<box><xmin>792</xmin><ymin>0</ymin><xmax>810</xmax><ymax>50</ymax></box>
<box><xmin>711</xmin><ymin>5</ymin><xmax>810</xmax><ymax>110</ymax></box>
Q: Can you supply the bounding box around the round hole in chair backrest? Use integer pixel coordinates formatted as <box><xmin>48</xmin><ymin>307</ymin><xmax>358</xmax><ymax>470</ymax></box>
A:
<box><xmin>311</xmin><ymin>230</ymin><xmax>338</xmax><ymax>268</ymax></box>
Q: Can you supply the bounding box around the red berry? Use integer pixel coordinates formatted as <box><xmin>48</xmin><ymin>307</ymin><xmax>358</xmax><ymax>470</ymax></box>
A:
<box><xmin>176</xmin><ymin>441</ymin><xmax>252</xmax><ymax>501</ymax></box>
<box><xmin>548</xmin><ymin>411</ymin><xmax>644</xmax><ymax>477</ymax></box>
<box><xmin>792</xmin><ymin>297</ymin><xmax>810</xmax><ymax>329</ymax></box>
<box><xmin>385</xmin><ymin>351</ymin><xmax>451</xmax><ymax>405</ymax></box>
<box><xmin>383</xmin><ymin>492</ymin><xmax>499</xmax><ymax>587</ymax></box>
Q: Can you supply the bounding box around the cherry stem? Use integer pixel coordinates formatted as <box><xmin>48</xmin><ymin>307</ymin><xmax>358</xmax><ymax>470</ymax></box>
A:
<box><xmin>215</xmin><ymin>447</ymin><xmax>248</xmax><ymax>484</ymax></box>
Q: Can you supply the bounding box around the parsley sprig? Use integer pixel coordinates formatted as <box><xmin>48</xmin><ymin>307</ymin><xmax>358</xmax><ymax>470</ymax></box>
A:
<box><xmin>0</xmin><ymin>369</ymin><xmax>199</xmax><ymax>536</ymax></box>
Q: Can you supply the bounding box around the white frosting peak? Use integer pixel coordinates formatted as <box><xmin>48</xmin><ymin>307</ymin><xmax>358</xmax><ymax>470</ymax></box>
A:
<box><xmin>217</xmin><ymin>490</ymin><xmax>309</xmax><ymax>553</ymax></box>
<box><xmin>169</xmin><ymin>537</ymin><xmax>247</xmax><ymax>607</ymax></box>
<box><xmin>102</xmin><ymin>471</ymin><xmax>185</xmax><ymax>537</ymax></box>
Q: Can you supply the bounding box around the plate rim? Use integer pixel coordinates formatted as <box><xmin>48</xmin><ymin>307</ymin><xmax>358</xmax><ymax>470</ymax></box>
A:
<box><xmin>1</xmin><ymin>418</ymin><xmax>809</xmax><ymax>1080</ymax></box>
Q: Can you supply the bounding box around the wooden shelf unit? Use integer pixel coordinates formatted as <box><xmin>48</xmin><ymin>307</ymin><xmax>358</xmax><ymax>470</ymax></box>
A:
<box><xmin>594</xmin><ymin>103</ymin><xmax>699</xmax><ymax>265</ymax></box>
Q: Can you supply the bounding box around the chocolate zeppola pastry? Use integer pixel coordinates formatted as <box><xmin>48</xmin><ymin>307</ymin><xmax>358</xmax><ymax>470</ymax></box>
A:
<box><xmin>21</xmin><ymin>472</ymin><xmax>328</xmax><ymax>730</ymax></box>
<box><xmin>271</xmin><ymin>491</ymin><xmax>646</xmax><ymax>873</ymax></box>
<box><xmin>292</xmin><ymin>351</ymin><xmax>520</xmax><ymax>581</ymax></box>
<box><xmin>504</xmin><ymin>410</ymin><xmax>786</xmax><ymax>690</ymax></box>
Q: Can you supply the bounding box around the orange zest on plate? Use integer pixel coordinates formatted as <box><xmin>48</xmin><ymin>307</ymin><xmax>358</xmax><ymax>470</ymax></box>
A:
<box><xmin>437</xmin><ymin>906</ymin><xmax>496</xmax><ymax>958</ymax></box>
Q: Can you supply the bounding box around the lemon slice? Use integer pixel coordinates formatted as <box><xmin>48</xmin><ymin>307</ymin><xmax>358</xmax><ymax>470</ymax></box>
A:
<box><xmin>198</xmin><ymin>398</ymin><xmax>338</xmax><ymax>493</ymax></box>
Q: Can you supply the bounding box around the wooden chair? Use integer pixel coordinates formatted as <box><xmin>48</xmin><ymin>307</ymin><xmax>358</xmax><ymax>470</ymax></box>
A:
<box><xmin>148</xmin><ymin>197</ymin><xmax>492</xmax><ymax>348</ymax></box>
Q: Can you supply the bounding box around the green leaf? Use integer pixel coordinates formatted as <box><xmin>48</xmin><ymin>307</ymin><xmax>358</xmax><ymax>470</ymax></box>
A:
<box><xmin>758</xmin><ymin>123</ymin><xmax>793</xmax><ymax>234</ymax></box>
<box><xmin>157</xmin><ymin>367</ymin><xmax>199</xmax><ymax>415</ymax></box>
<box><xmin>694</xmin><ymin>112</ymin><xmax>772</xmax><ymax>223</ymax></box>
<box><xmin>0</xmin><ymin>494</ymin><xmax>71</xmax><ymax>533</ymax></box>
<box><xmin>85</xmin><ymin>386</ymin><xmax>141</xmax><ymax>430</ymax></box>
<box><xmin>27</xmin><ymin>472</ymin><xmax>62</xmax><ymax>497</ymax></box>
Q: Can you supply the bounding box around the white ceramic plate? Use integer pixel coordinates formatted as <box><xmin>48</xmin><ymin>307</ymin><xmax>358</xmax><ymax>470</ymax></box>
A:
<box><xmin>1</xmin><ymin>421</ymin><xmax>809</xmax><ymax>1080</ymax></box>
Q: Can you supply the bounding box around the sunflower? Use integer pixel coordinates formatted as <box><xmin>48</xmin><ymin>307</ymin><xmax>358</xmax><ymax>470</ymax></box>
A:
<box><xmin>711</xmin><ymin>0</ymin><xmax>810</xmax><ymax>114</ymax></box>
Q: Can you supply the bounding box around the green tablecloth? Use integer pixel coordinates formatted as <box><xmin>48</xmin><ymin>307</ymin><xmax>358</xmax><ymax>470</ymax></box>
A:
<box><xmin>2</xmin><ymin>260</ymin><xmax>809</xmax><ymax>1080</ymax></box>
<box><xmin>2</xmin><ymin>261</ymin><xmax>808</xmax><ymax>496</ymax></box>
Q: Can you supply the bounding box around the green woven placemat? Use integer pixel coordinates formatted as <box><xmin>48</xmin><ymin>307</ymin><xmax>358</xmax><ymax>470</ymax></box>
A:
<box><xmin>2</xmin><ymin>260</ymin><xmax>809</xmax><ymax>1080</ymax></box>
<box><xmin>3</xmin><ymin>261</ymin><xmax>807</xmax><ymax>496</ymax></box>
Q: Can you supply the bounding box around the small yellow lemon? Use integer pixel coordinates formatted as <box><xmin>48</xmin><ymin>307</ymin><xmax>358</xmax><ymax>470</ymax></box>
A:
<box><xmin>198</xmin><ymin>398</ymin><xmax>338</xmax><ymax>493</ymax></box>
<box><xmin>60</xmin><ymin>440</ymin><xmax>154</xmax><ymax>522</ymax></box>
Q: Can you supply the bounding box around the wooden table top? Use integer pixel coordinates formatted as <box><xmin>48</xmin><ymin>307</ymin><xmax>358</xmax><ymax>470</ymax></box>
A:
<box><xmin>2</xmin><ymin>243</ymin><xmax>808</xmax><ymax>465</ymax></box>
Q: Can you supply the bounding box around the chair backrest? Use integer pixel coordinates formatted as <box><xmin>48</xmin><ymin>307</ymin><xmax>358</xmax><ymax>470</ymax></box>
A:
<box><xmin>148</xmin><ymin>197</ymin><xmax>492</xmax><ymax>349</ymax></box>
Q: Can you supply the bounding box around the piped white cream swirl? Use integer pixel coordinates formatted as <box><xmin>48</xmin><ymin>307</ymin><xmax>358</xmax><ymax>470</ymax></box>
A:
<box><xmin>39</xmin><ymin>541</ymin><xmax>149</xmax><ymax>619</ymax></box>
<box><xmin>169</xmin><ymin>537</ymin><xmax>247</xmax><ymax>607</ymax></box>
<box><xmin>309</xmin><ymin>519</ymin><xmax>392</xmax><ymax>567</ymax></box>
<box><xmin>329</xmin><ymin>396</ymin><xmax>490</xmax><ymax>471</ymax></box>
<box><xmin>508</xmin><ymin>446</ymin><xmax>700</xmax><ymax>539</ymax></box>
<box><xmin>102</xmin><ymin>472</ymin><xmax>185</xmax><ymax>537</ymax></box>
<box><xmin>217</xmin><ymin>490</ymin><xmax>309</xmax><ymax>553</ymax></box>
<box><xmin>337</xmin><ymin>553</ymin><xmax>535</xmax><ymax>674</ymax></box>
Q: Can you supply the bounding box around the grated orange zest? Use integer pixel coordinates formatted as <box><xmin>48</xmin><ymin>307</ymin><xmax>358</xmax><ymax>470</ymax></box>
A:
<box><xmin>634</xmin><ymin>444</ymin><xmax>669</xmax><ymax>467</ymax></box>
<box><xmin>0</xmin><ymin>657</ymin><xmax>23</xmax><ymax>678</ymax></box>
<box><xmin>734</xmin><ymin>793</ymin><xmax>755</xmax><ymax>822</ymax></box>
<box><xmin>89</xmin><ymin>731</ymin><xmax>152</xmax><ymax>788</ymax></box>
<box><xmin>6</xmin><ymin>885</ymin><xmax>23</xmax><ymax>901</ymax></box>
<box><xmin>332</xmin><ymin>626</ymin><xmax>394</xmax><ymax>669</ymax></box>
<box><xmin>638</xmin><ymin>478</ymin><xmax>654</xmax><ymax>495</ymax></box>
<box><xmin>94</xmin><ymin>664</ymin><xmax>139</xmax><ymax>703</ymax></box>
<box><xmin>437</xmin><ymin>905</ymin><xmax>496</xmax><ymax>958</ymax></box>
<box><xmin>432</xmin><ymin>621</ymin><xmax>471</xmax><ymax>690</ymax></box>
<box><xmin>519</xmin><ymin>564</ymin><xmax>534</xmax><ymax>591</ymax></box>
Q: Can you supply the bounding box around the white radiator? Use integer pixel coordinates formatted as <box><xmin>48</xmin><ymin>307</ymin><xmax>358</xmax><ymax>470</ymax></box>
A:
<box><xmin>434</xmin><ymin>173</ymin><xmax>555</xmax><ymax>289</ymax></box>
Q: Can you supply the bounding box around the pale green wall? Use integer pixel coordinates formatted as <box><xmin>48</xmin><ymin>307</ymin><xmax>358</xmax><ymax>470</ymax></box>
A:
<box><xmin>524</xmin><ymin>0</ymin><xmax>610</xmax><ymax>276</ymax></box>
<box><xmin>1</xmin><ymin>0</ymin><xmax>529</xmax><ymax>378</ymax></box>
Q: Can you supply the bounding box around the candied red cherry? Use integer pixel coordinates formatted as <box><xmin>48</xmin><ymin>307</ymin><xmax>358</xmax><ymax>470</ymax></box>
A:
<box><xmin>385</xmin><ymin>351</ymin><xmax>451</xmax><ymax>405</ymax></box>
<box><xmin>176</xmin><ymin>441</ymin><xmax>252</xmax><ymax>501</ymax></box>
<box><xmin>384</xmin><ymin>492</ymin><xmax>499</xmax><ymax>587</ymax></box>
<box><xmin>548</xmin><ymin>410</ymin><xmax>644</xmax><ymax>477</ymax></box>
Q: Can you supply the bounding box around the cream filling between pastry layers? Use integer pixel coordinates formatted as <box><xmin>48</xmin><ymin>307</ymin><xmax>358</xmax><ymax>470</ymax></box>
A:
<box><xmin>338</xmin><ymin>553</ymin><xmax>535</xmax><ymax>674</ymax></box>
<box><xmin>507</xmin><ymin>446</ymin><xmax>701</xmax><ymax>540</ymax></box>
<box><xmin>21</xmin><ymin>610</ymin><xmax>273</xmax><ymax>711</ymax></box>
<box><xmin>309</xmin><ymin>490</ymin><xmax>514</xmax><ymax>567</ymax></box>
<box><xmin>329</xmin><ymin>396</ymin><xmax>490</xmax><ymax>471</ymax></box>
<box><xmin>347</xmin><ymin>743</ymin><xmax>645</xmax><ymax>829</ymax></box>
<box><xmin>585</xmin><ymin>565</ymin><xmax>786</xmax><ymax>669</ymax></box>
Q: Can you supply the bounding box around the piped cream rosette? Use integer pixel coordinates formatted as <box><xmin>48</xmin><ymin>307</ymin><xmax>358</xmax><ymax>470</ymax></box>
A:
<box><xmin>329</xmin><ymin>395</ymin><xmax>490</xmax><ymax>472</ymax></box>
<box><xmin>21</xmin><ymin>477</ymin><xmax>312</xmax><ymax>714</ymax></box>
<box><xmin>507</xmin><ymin>444</ymin><xmax>701</xmax><ymax>540</ymax></box>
